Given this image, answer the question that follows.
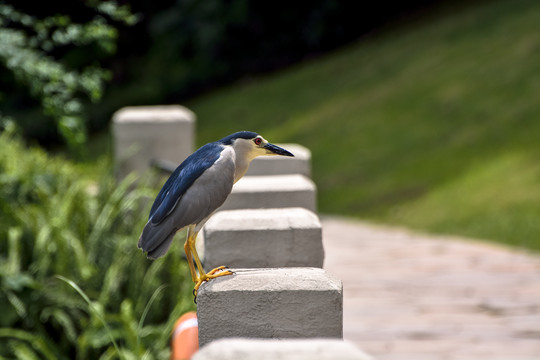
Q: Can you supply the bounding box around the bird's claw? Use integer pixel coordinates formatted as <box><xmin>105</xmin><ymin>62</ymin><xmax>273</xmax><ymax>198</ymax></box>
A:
<box><xmin>206</xmin><ymin>265</ymin><xmax>229</xmax><ymax>276</ymax></box>
<box><xmin>191</xmin><ymin>266</ymin><xmax>234</xmax><ymax>304</ymax></box>
<box><xmin>191</xmin><ymin>284</ymin><xmax>198</xmax><ymax>304</ymax></box>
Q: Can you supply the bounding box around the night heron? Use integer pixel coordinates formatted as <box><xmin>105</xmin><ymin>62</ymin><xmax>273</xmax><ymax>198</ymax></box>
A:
<box><xmin>138</xmin><ymin>131</ymin><xmax>294</xmax><ymax>296</ymax></box>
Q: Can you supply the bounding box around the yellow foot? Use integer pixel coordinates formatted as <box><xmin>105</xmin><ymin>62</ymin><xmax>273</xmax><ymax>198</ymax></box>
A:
<box><xmin>192</xmin><ymin>266</ymin><xmax>234</xmax><ymax>299</ymax></box>
<box><xmin>207</xmin><ymin>265</ymin><xmax>229</xmax><ymax>276</ymax></box>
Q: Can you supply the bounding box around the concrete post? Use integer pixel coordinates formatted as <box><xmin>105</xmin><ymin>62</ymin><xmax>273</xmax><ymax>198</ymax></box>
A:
<box><xmin>197</xmin><ymin>267</ymin><xmax>343</xmax><ymax>347</ymax></box>
<box><xmin>219</xmin><ymin>174</ymin><xmax>317</xmax><ymax>212</ymax></box>
<box><xmin>246</xmin><ymin>143</ymin><xmax>311</xmax><ymax>177</ymax></box>
<box><xmin>193</xmin><ymin>338</ymin><xmax>374</xmax><ymax>360</ymax></box>
<box><xmin>112</xmin><ymin>105</ymin><xmax>195</xmax><ymax>179</ymax></box>
<box><xmin>203</xmin><ymin>208</ymin><xmax>323</xmax><ymax>269</ymax></box>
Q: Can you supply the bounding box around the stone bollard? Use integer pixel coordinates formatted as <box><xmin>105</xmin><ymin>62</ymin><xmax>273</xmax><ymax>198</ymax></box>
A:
<box><xmin>112</xmin><ymin>105</ymin><xmax>195</xmax><ymax>179</ymax></box>
<box><xmin>246</xmin><ymin>143</ymin><xmax>311</xmax><ymax>177</ymax></box>
<box><xmin>197</xmin><ymin>267</ymin><xmax>342</xmax><ymax>347</ymax></box>
<box><xmin>219</xmin><ymin>174</ymin><xmax>317</xmax><ymax>212</ymax></box>
<box><xmin>193</xmin><ymin>338</ymin><xmax>374</xmax><ymax>360</ymax></box>
<box><xmin>203</xmin><ymin>208</ymin><xmax>323</xmax><ymax>269</ymax></box>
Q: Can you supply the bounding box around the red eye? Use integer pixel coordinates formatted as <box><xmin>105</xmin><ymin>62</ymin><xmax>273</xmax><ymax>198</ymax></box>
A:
<box><xmin>254</xmin><ymin>137</ymin><xmax>262</xmax><ymax>145</ymax></box>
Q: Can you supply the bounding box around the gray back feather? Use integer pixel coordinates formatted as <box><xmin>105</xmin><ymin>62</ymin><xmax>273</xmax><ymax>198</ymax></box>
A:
<box><xmin>138</xmin><ymin>147</ymin><xmax>236</xmax><ymax>258</ymax></box>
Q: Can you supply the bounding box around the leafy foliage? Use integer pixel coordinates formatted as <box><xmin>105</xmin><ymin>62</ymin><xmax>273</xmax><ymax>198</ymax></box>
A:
<box><xmin>2</xmin><ymin>0</ymin><xmax>441</xmax><ymax>146</ymax></box>
<box><xmin>0</xmin><ymin>1</ymin><xmax>137</xmax><ymax>152</ymax></box>
<box><xmin>0</xmin><ymin>129</ymin><xmax>194</xmax><ymax>359</ymax></box>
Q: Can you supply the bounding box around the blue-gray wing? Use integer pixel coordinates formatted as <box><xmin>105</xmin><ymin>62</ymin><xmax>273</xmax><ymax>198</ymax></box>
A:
<box><xmin>138</xmin><ymin>143</ymin><xmax>235</xmax><ymax>259</ymax></box>
<box><xmin>149</xmin><ymin>142</ymin><xmax>223</xmax><ymax>225</ymax></box>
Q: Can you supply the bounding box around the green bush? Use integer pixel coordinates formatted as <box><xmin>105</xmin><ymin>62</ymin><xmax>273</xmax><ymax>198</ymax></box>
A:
<box><xmin>0</xmin><ymin>1</ymin><xmax>137</xmax><ymax>153</ymax></box>
<box><xmin>0</xmin><ymin>129</ymin><xmax>194</xmax><ymax>359</ymax></box>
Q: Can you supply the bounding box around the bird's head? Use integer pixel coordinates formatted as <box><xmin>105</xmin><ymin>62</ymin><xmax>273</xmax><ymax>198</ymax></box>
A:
<box><xmin>221</xmin><ymin>131</ymin><xmax>294</xmax><ymax>161</ymax></box>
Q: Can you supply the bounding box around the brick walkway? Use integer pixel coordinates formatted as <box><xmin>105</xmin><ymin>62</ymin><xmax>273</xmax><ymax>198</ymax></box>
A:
<box><xmin>322</xmin><ymin>217</ymin><xmax>540</xmax><ymax>360</ymax></box>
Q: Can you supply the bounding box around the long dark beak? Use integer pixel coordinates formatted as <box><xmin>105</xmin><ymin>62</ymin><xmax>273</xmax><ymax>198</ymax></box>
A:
<box><xmin>264</xmin><ymin>143</ymin><xmax>294</xmax><ymax>157</ymax></box>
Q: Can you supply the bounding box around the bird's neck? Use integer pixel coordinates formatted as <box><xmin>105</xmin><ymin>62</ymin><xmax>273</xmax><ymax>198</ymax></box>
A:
<box><xmin>233</xmin><ymin>159</ymin><xmax>247</xmax><ymax>183</ymax></box>
<box><xmin>230</xmin><ymin>144</ymin><xmax>258</xmax><ymax>183</ymax></box>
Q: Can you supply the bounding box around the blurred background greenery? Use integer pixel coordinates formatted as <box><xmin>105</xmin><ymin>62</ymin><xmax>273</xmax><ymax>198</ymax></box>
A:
<box><xmin>1</xmin><ymin>0</ymin><xmax>540</xmax><ymax>358</ymax></box>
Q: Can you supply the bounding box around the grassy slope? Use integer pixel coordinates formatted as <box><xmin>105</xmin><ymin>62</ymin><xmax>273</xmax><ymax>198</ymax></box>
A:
<box><xmin>186</xmin><ymin>0</ymin><xmax>540</xmax><ymax>250</ymax></box>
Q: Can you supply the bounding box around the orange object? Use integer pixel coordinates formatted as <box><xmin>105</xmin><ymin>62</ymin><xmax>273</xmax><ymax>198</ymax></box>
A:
<box><xmin>171</xmin><ymin>311</ymin><xmax>199</xmax><ymax>360</ymax></box>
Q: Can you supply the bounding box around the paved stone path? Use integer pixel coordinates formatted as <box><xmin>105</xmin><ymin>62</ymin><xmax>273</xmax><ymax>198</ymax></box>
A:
<box><xmin>321</xmin><ymin>217</ymin><xmax>540</xmax><ymax>360</ymax></box>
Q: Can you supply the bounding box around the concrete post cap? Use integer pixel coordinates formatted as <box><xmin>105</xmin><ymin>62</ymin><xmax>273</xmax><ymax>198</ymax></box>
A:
<box><xmin>193</xmin><ymin>338</ymin><xmax>374</xmax><ymax>360</ymax></box>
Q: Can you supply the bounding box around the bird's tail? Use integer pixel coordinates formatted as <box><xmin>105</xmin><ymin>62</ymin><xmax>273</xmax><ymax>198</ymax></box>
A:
<box><xmin>138</xmin><ymin>221</ymin><xmax>177</xmax><ymax>260</ymax></box>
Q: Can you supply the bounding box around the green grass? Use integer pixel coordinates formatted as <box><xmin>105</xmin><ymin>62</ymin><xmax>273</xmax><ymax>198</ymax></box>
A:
<box><xmin>186</xmin><ymin>0</ymin><xmax>540</xmax><ymax>250</ymax></box>
<box><xmin>0</xmin><ymin>129</ymin><xmax>195</xmax><ymax>359</ymax></box>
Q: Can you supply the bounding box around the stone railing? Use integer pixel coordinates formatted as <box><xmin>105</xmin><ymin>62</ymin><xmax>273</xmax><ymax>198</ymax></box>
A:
<box><xmin>113</xmin><ymin>105</ymin><xmax>373</xmax><ymax>359</ymax></box>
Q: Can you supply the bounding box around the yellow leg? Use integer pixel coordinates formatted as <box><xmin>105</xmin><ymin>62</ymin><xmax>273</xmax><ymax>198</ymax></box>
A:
<box><xmin>187</xmin><ymin>227</ymin><xmax>233</xmax><ymax>297</ymax></box>
<box><xmin>188</xmin><ymin>228</ymin><xmax>206</xmax><ymax>277</ymax></box>
<box><xmin>183</xmin><ymin>235</ymin><xmax>198</xmax><ymax>283</ymax></box>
